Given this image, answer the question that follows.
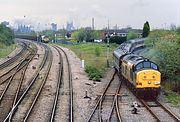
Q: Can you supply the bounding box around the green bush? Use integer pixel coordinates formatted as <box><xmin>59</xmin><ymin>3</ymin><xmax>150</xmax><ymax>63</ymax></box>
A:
<box><xmin>144</xmin><ymin>29</ymin><xmax>180</xmax><ymax>93</ymax></box>
<box><xmin>85</xmin><ymin>65</ymin><xmax>102</xmax><ymax>81</ymax></box>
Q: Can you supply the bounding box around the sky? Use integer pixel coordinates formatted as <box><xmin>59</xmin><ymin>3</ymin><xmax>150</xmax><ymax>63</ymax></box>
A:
<box><xmin>0</xmin><ymin>0</ymin><xmax>179</xmax><ymax>30</ymax></box>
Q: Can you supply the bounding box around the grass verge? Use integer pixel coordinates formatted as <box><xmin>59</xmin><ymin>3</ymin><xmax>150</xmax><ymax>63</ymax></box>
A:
<box><xmin>57</xmin><ymin>43</ymin><xmax>119</xmax><ymax>81</ymax></box>
<box><xmin>0</xmin><ymin>43</ymin><xmax>16</xmax><ymax>58</ymax></box>
<box><xmin>164</xmin><ymin>90</ymin><xmax>180</xmax><ymax>107</ymax></box>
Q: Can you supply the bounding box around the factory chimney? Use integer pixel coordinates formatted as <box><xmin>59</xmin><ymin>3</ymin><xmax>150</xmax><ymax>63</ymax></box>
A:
<box><xmin>92</xmin><ymin>18</ymin><xmax>94</xmax><ymax>30</ymax></box>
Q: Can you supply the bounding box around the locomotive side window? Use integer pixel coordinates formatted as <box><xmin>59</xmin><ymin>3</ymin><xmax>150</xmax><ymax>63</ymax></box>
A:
<box><xmin>136</xmin><ymin>63</ymin><xmax>143</xmax><ymax>70</ymax></box>
<box><xmin>130</xmin><ymin>69</ymin><xmax>133</xmax><ymax>81</ymax></box>
<box><xmin>143</xmin><ymin>62</ymin><xmax>150</xmax><ymax>68</ymax></box>
<box><xmin>151</xmin><ymin>63</ymin><xmax>158</xmax><ymax>69</ymax></box>
<box><xmin>125</xmin><ymin>65</ymin><xmax>127</xmax><ymax>75</ymax></box>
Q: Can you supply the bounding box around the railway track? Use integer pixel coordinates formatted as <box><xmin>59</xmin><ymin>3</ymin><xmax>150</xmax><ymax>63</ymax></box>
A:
<box><xmin>22</xmin><ymin>44</ymin><xmax>53</xmax><ymax>121</ymax></box>
<box><xmin>139</xmin><ymin>99</ymin><xmax>180</xmax><ymax>122</ymax></box>
<box><xmin>51</xmin><ymin>45</ymin><xmax>74</xmax><ymax>122</ymax></box>
<box><xmin>49</xmin><ymin>46</ymin><xmax>63</xmax><ymax>122</ymax></box>
<box><xmin>3</xmin><ymin>44</ymin><xmax>52</xmax><ymax>121</ymax></box>
<box><xmin>0</xmin><ymin>41</ymin><xmax>33</xmax><ymax>85</ymax></box>
<box><xmin>87</xmin><ymin>70</ymin><xmax>123</xmax><ymax>122</ymax></box>
<box><xmin>117</xmin><ymin>74</ymin><xmax>180</xmax><ymax>122</ymax></box>
<box><xmin>0</xmin><ymin>42</ymin><xmax>37</xmax><ymax>121</ymax></box>
<box><xmin>0</xmin><ymin>41</ymin><xmax>29</xmax><ymax>70</ymax></box>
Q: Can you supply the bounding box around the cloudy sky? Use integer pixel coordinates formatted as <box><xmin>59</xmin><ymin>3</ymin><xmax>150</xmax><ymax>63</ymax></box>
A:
<box><xmin>0</xmin><ymin>0</ymin><xmax>179</xmax><ymax>30</ymax></box>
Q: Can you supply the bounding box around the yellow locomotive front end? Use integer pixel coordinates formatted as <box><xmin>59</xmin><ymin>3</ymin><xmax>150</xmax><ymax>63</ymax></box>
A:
<box><xmin>136</xmin><ymin>69</ymin><xmax>161</xmax><ymax>88</ymax></box>
<box><xmin>133</xmin><ymin>61</ymin><xmax>161</xmax><ymax>98</ymax></box>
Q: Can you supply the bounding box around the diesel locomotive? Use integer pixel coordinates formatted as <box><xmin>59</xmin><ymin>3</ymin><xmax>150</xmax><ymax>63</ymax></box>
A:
<box><xmin>113</xmin><ymin>39</ymin><xmax>161</xmax><ymax>98</ymax></box>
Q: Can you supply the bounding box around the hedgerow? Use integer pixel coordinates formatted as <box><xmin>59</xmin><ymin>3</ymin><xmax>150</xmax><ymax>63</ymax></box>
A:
<box><xmin>144</xmin><ymin>29</ymin><xmax>180</xmax><ymax>92</ymax></box>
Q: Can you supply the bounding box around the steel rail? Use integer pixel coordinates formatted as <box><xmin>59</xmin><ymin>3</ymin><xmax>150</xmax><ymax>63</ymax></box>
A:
<box><xmin>107</xmin><ymin>78</ymin><xmax>122</xmax><ymax>122</ymax></box>
<box><xmin>23</xmin><ymin>45</ymin><xmax>53</xmax><ymax>122</ymax></box>
<box><xmin>54</xmin><ymin>46</ymin><xmax>74</xmax><ymax>122</ymax></box>
<box><xmin>86</xmin><ymin>70</ymin><xmax>117</xmax><ymax>122</ymax></box>
<box><xmin>8</xmin><ymin>45</ymin><xmax>37</xmax><ymax>121</ymax></box>
<box><xmin>49</xmin><ymin>46</ymin><xmax>63</xmax><ymax>122</ymax></box>
<box><xmin>115</xmin><ymin>94</ymin><xmax>122</xmax><ymax>122</ymax></box>
<box><xmin>0</xmin><ymin>42</ymin><xmax>33</xmax><ymax>84</ymax></box>
<box><xmin>116</xmin><ymin>74</ymin><xmax>162</xmax><ymax>122</ymax></box>
<box><xmin>118</xmin><ymin>74</ymin><xmax>179</xmax><ymax>122</ymax></box>
<box><xmin>0</xmin><ymin>41</ymin><xmax>28</xmax><ymax>69</ymax></box>
<box><xmin>155</xmin><ymin>100</ymin><xmax>180</xmax><ymax>122</ymax></box>
<box><xmin>140</xmin><ymin>99</ymin><xmax>161</xmax><ymax>122</ymax></box>
<box><xmin>98</xmin><ymin>97</ymin><xmax>103</xmax><ymax>122</ymax></box>
<box><xmin>116</xmin><ymin>73</ymin><xmax>179</xmax><ymax>122</ymax></box>
<box><xmin>3</xmin><ymin>43</ymin><xmax>49</xmax><ymax>122</ymax></box>
<box><xmin>0</xmin><ymin>57</ymin><xmax>31</xmax><ymax>85</ymax></box>
<box><xmin>0</xmin><ymin>51</ymin><xmax>33</xmax><ymax>103</ymax></box>
<box><xmin>0</xmin><ymin>42</ymin><xmax>37</xmax><ymax>121</ymax></box>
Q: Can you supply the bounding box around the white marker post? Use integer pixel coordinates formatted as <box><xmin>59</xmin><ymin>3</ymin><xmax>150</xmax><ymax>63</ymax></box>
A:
<box><xmin>81</xmin><ymin>60</ymin><xmax>85</xmax><ymax>68</ymax></box>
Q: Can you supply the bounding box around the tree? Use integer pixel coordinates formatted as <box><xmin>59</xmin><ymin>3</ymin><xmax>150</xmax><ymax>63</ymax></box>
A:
<box><xmin>0</xmin><ymin>24</ymin><xmax>14</xmax><ymax>45</ymax></box>
<box><xmin>176</xmin><ymin>27</ymin><xmax>180</xmax><ymax>35</ymax></box>
<box><xmin>71</xmin><ymin>29</ymin><xmax>100</xmax><ymax>42</ymax></box>
<box><xmin>170</xmin><ymin>24</ymin><xmax>176</xmax><ymax>31</ymax></box>
<box><xmin>144</xmin><ymin>30</ymin><xmax>180</xmax><ymax>92</ymax></box>
<box><xmin>142</xmin><ymin>21</ymin><xmax>150</xmax><ymax>37</ymax></box>
<box><xmin>104</xmin><ymin>36</ymin><xmax>126</xmax><ymax>44</ymax></box>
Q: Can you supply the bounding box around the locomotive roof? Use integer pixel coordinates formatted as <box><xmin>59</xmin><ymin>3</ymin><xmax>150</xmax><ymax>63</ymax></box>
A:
<box><xmin>113</xmin><ymin>47</ymin><xmax>127</xmax><ymax>58</ymax></box>
<box><xmin>126</xmin><ymin>38</ymin><xmax>145</xmax><ymax>43</ymax></box>
<box><xmin>122</xmin><ymin>54</ymin><xmax>159</xmax><ymax>70</ymax></box>
<box><xmin>123</xmin><ymin>54</ymin><xmax>148</xmax><ymax>65</ymax></box>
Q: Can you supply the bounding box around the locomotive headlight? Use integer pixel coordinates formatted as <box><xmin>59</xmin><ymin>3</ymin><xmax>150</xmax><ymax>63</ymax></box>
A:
<box><xmin>154</xmin><ymin>81</ymin><xmax>160</xmax><ymax>85</ymax></box>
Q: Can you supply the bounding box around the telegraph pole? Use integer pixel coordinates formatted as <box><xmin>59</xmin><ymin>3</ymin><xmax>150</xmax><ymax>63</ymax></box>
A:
<box><xmin>106</xmin><ymin>33</ymin><xmax>110</xmax><ymax>67</ymax></box>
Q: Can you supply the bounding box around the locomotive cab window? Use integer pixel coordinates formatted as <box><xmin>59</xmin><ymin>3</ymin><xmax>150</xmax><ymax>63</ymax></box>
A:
<box><xmin>151</xmin><ymin>63</ymin><xmax>158</xmax><ymax>70</ymax></box>
<box><xmin>136</xmin><ymin>63</ymin><xmax>143</xmax><ymax>70</ymax></box>
<box><xmin>143</xmin><ymin>62</ymin><xmax>150</xmax><ymax>68</ymax></box>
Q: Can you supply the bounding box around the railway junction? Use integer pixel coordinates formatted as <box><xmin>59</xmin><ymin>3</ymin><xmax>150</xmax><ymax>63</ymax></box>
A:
<box><xmin>0</xmin><ymin>38</ymin><xmax>179</xmax><ymax>122</ymax></box>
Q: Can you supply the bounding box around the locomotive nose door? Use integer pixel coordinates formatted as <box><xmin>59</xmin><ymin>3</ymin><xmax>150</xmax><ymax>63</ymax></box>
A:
<box><xmin>136</xmin><ymin>70</ymin><xmax>161</xmax><ymax>88</ymax></box>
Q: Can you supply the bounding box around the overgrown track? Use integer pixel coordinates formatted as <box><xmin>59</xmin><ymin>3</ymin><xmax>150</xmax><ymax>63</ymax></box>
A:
<box><xmin>87</xmin><ymin>70</ymin><xmax>123</xmax><ymax>122</ymax></box>
<box><xmin>0</xmin><ymin>41</ymin><xmax>28</xmax><ymax>70</ymax></box>
<box><xmin>52</xmin><ymin>45</ymin><xmax>74</xmax><ymax>122</ymax></box>
<box><xmin>0</xmin><ymin>41</ymin><xmax>37</xmax><ymax>121</ymax></box>
<box><xmin>3</xmin><ymin>44</ymin><xmax>52</xmax><ymax>122</ymax></box>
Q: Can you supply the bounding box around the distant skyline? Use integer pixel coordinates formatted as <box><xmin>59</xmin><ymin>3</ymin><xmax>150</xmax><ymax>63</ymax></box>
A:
<box><xmin>0</xmin><ymin>0</ymin><xmax>180</xmax><ymax>30</ymax></box>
